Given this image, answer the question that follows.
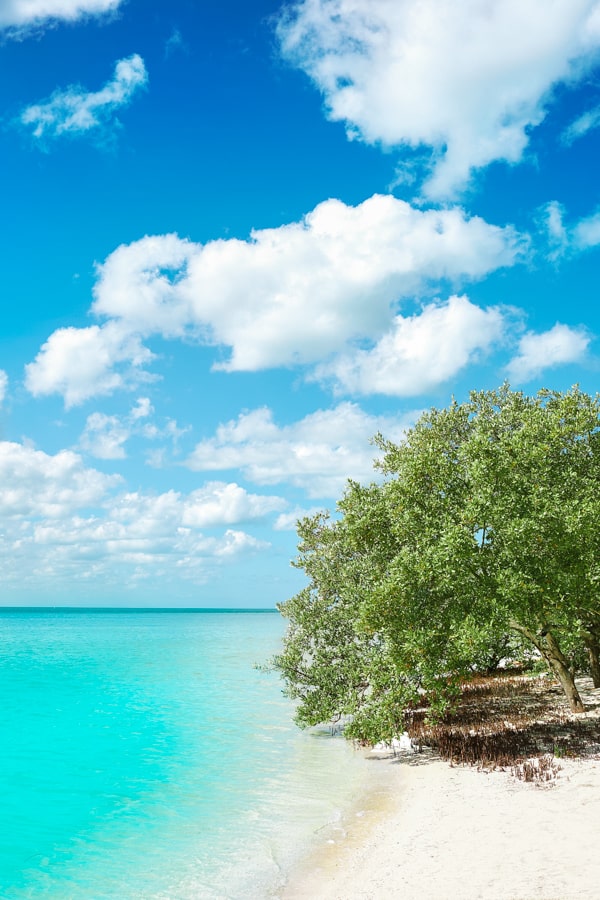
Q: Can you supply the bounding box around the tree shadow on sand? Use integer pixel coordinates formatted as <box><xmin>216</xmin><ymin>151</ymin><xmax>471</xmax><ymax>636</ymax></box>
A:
<box><xmin>369</xmin><ymin>673</ymin><xmax>600</xmax><ymax>781</ymax></box>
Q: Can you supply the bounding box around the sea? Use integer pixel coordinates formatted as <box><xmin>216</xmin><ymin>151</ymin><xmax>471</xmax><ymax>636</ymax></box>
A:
<box><xmin>0</xmin><ymin>608</ymin><xmax>380</xmax><ymax>899</ymax></box>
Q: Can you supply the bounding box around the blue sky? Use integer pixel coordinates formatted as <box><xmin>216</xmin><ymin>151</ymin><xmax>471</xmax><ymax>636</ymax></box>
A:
<box><xmin>1</xmin><ymin>0</ymin><xmax>599</xmax><ymax>607</ymax></box>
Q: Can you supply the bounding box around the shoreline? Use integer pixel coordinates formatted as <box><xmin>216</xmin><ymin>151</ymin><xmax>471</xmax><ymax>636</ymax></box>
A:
<box><xmin>280</xmin><ymin>752</ymin><xmax>600</xmax><ymax>899</ymax></box>
<box><xmin>279</xmin><ymin>676</ymin><xmax>600</xmax><ymax>900</ymax></box>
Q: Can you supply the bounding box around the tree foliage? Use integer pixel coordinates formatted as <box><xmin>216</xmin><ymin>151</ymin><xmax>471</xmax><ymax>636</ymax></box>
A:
<box><xmin>274</xmin><ymin>386</ymin><xmax>600</xmax><ymax>741</ymax></box>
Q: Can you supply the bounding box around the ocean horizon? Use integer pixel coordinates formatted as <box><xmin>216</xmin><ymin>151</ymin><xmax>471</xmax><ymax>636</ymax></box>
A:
<box><xmin>0</xmin><ymin>608</ymin><xmax>376</xmax><ymax>899</ymax></box>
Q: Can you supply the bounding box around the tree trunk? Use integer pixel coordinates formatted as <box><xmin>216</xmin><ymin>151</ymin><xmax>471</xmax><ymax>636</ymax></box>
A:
<box><xmin>540</xmin><ymin>630</ymin><xmax>585</xmax><ymax>713</ymax></box>
<box><xmin>509</xmin><ymin>620</ymin><xmax>585</xmax><ymax>713</ymax></box>
<box><xmin>582</xmin><ymin>630</ymin><xmax>600</xmax><ymax>689</ymax></box>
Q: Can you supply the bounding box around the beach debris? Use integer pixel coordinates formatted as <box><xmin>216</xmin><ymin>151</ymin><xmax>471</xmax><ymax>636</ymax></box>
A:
<box><xmin>511</xmin><ymin>754</ymin><xmax>561</xmax><ymax>783</ymax></box>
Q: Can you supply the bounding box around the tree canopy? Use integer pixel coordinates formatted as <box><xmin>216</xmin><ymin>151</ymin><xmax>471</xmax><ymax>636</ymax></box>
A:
<box><xmin>274</xmin><ymin>386</ymin><xmax>600</xmax><ymax>742</ymax></box>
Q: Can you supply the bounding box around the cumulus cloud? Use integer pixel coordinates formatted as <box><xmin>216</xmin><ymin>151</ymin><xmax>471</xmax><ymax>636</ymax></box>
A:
<box><xmin>0</xmin><ymin>0</ymin><xmax>122</xmax><ymax>30</ymax></box>
<box><xmin>0</xmin><ymin>439</ymin><xmax>282</xmax><ymax>586</ymax></box>
<box><xmin>0</xmin><ymin>441</ymin><xmax>121</xmax><ymax>518</ymax></box>
<box><xmin>25</xmin><ymin>321</ymin><xmax>155</xmax><ymax>407</ymax></box>
<box><xmin>186</xmin><ymin>403</ymin><xmax>418</xmax><ymax>497</ymax></box>
<box><xmin>277</xmin><ymin>0</ymin><xmax>600</xmax><ymax>198</ymax></box>
<box><xmin>28</xmin><ymin>513</ymin><xmax>268</xmax><ymax>577</ymax></box>
<box><xmin>109</xmin><ymin>483</ymin><xmax>284</xmax><ymax>531</ymax></box>
<box><xmin>79</xmin><ymin>412</ymin><xmax>129</xmax><ymax>459</ymax></box>
<box><xmin>181</xmin><ymin>483</ymin><xmax>285</xmax><ymax>527</ymax></box>
<box><xmin>315</xmin><ymin>295</ymin><xmax>504</xmax><ymax>395</ymax></box>
<box><xmin>506</xmin><ymin>323</ymin><xmax>591</xmax><ymax>383</ymax></box>
<box><xmin>78</xmin><ymin>398</ymin><xmax>189</xmax><ymax>460</ymax></box>
<box><xmin>20</xmin><ymin>54</ymin><xmax>147</xmax><ymax>142</ymax></box>
<box><xmin>131</xmin><ymin>396</ymin><xmax>152</xmax><ymax>420</ymax></box>
<box><xmin>26</xmin><ymin>194</ymin><xmax>523</xmax><ymax>404</ymax></box>
<box><xmin>212</xmin><ymin>529</ymin><xmax>269</xmax><ymax>556</ymax></box>
<box><xmin>0</xmin><ymin>370</ymin><xmax>8</xmax><ymax>405</ymax></box>
<box><xmin>92</xmin><ymin>198</ymin><xmax>520</xmax><ymax>371</ymax></box>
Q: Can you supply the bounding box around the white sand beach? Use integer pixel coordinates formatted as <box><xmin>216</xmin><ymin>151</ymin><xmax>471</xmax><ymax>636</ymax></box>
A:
<box><xmin>283</xmin><ymin>751</ymin><xmax>600</xmax><ymax>900</ymax></box>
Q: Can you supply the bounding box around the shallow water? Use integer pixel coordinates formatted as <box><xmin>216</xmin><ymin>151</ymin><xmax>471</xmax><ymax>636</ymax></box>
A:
<box><xmin>0</xmin><ymin>609</ymin><xmax>377</xmax><ymax>899</ymax></box>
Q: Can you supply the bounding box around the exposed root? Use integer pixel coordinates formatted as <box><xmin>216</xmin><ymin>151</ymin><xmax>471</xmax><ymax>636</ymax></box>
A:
<box><xmin>403</xmin><ymin>674</ymin><xmax>600</xmax><ymax>782</ymax></box>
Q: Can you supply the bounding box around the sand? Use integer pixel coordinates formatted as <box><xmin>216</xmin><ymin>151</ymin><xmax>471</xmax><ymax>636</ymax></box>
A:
<box><xmin>282</xmin><ymin>751</ymin><xmax>600</xmax><ymax>900</ymax></box>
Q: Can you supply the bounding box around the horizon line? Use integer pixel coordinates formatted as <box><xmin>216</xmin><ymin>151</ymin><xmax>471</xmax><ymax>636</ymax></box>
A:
<box><xmin>0</xmin><ymin>606</ymin><xmax>279</xmax><ymax>613</ymax></box>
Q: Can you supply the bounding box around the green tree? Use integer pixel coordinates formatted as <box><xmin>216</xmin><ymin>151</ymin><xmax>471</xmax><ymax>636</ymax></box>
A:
<box><xmin>373</xmin><ymin>386</ymin><xmax>600</xmax><ymax>713</ymax></box>
<box><xmin>275</xmin><ymin>386</ymin><xmax>600</xmax><ymax>740</ymax></box>
<box><xmin>274</xmin><ymin>491</ymin><xmax>418</xmax><ymax>743</ymax></box>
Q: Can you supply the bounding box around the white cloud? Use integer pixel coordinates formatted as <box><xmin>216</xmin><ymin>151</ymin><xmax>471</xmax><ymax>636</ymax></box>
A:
<box><xmin>78</xmin><ymin>398</ymin><xmax>189</xmax><ymax>460</ymax></box>
<box><xmin>186</xmin><ymin>403</ymin><xmax>418</xmax><ymax>497</ymax></box>
<box><xmin>181</xmin><ymin>482</ymin><xmax>285</xmax><ymax>527</ymax></box>
<box><xmin>28</xmin><ymin>514</ymin><xmax>268</xmax><ymax>576</ymax></box>
<box><xmin>539</xmin><ymin>200</ymin><xmax>600</xmax><ymax>256</ymax></box>
<box><xmin>573</xmin><ymin>209</ymin><xmax>600</xmax><ymax>249</ymax></box>
<box><xmin>93</xmin><ymin>198</ymin><xmax>521</xmax><ymax>370</ymax></box>
<box><xmin>25</xmin><ymin>321</ymin><xmax>155</xmax><ymax>407</ymax></box>
<box><xmin>561</xmin><ymin>104</ymin><xmax>600</xmax><ymax>144</ymax></box>
<box><xmin>540</xmin><ymin>200</ymin><xmax>570</xmax><ymax>259</ymax></box>
<box><xmin>274</xmin><ymin>507</ymin><xmax>325</xmax><ymax>530</ymax></box>
<box><xmin>109</xmin><ymin>483</ymin><xmax>284</xmax><ymax>531</ymax></box>
<box><xmin>165</xmin><ymin>27</ymin><xmax>186</xmax><ymax>59</ymax></box>
<box><xmin>0</xmin><ymin>0</ymin><xmax>122</xmax><ymax>29</ymax></box>
<box><xmin>79</xmin><ymin>412</ymin><xmax>129</xmax><ymax>459</ymax></box>
<box><xmin>212</xmin><ymin>530</ymin><xmax>269</xmax><ymax>557</ymax></box>
<box><xmin>277</xmin><ymin>0</ymin><xmax>600</xmax><ymax>198</ymax></box>
<box><xmin>141</xmin><ymin>417</ymin><xmax>189</xmax><ymax>446</ymax></box>
<box><xmin>315</xmin><ymin>295</ymin><xmax>504</xmax><ymax>395</ymax></box>
<box><xmin>20</xmin><ymin>54</ymin><xmax>147</xmax><ymax>141</ymax></box>
<box><xmin>26</xmin><ymin>195</ymin><xmax>523</xmax><ymax>404</ymax></box>
<box><xmin>131</xmin><ymin>396</ymin><xmax>153</xmax><ymax>420</ymax></box>
<box><xmin>0</xmin><ymin>441</ymin><xmax>121</xmax><ymax>518</ymax></box>
<box><xmin>506</xmin><ymin>323</ymin><xmax>591</xmax><ymax>383</ymax></box>
<box><xmin>92</xmin><ymin>232</ymin><xmax>197</xmax><ymax>339</ymax></box>
<box><xmin>0</xmin><ymin>370</ymin><xmax>8</xmax><ymax>405</ymax></box>
<box><xmin>0</xmin><ymin>439</ymin><xmax>281</xmax><ymax>586</ymax></box>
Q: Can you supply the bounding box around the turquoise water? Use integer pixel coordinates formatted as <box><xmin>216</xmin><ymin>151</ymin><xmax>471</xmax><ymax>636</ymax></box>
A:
<box><xmin>0</xmin><ymin>610</ymin><xmax>376</xmax><ymax>899</ymax></box>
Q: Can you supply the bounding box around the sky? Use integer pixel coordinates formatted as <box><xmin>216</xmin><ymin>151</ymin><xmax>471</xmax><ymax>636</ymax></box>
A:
<box><xmin>0</xmin><ymin>0</ymin><xmax>599</xmax><ymax>607</ymax></box>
